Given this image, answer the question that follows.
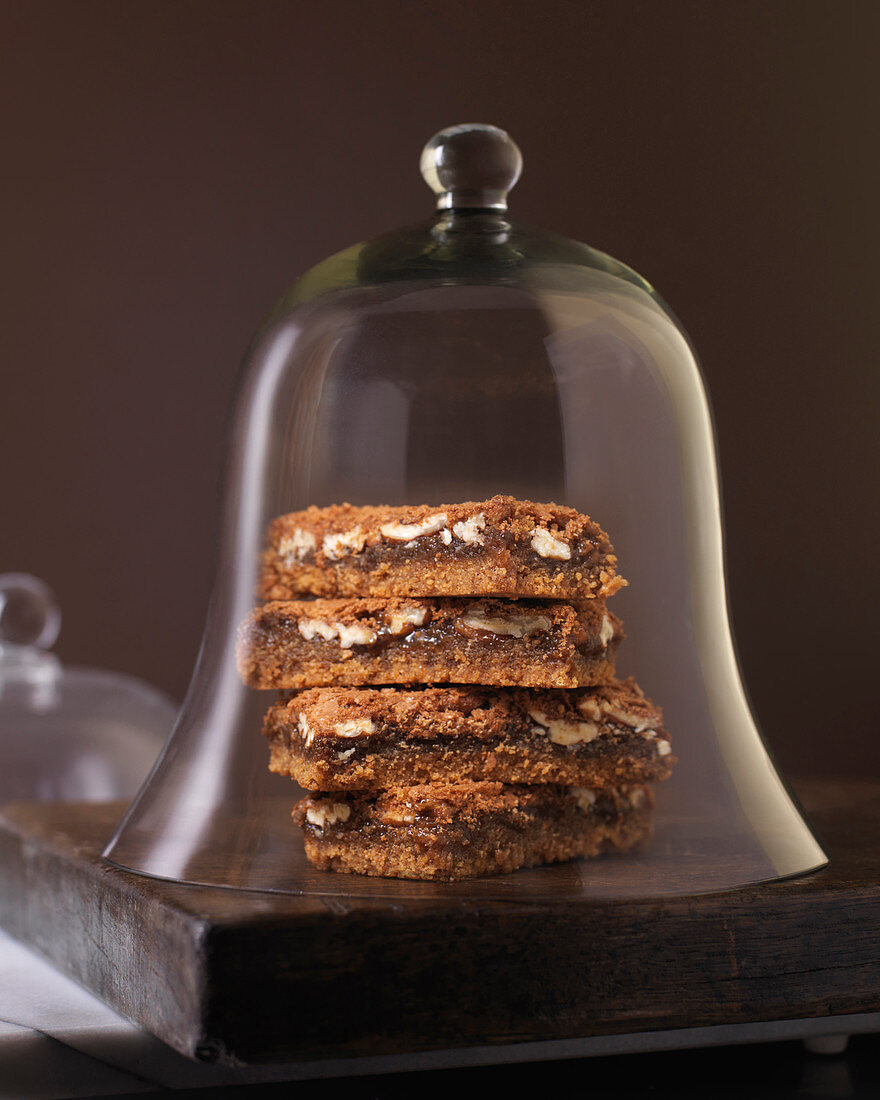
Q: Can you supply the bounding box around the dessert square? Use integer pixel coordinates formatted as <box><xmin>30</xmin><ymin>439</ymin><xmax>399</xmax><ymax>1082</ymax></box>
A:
<box><xmin>258</xmin><ymin>496</ymin><xmax>625</xmax><ymax>600</ymax></box>
<box><xmin>266</xmin><ymin>680</ymin><xmax>674</xmax><ymax>790</ymax></box>
<box><xmin>293</xmin><ymin>781</ymin><xmax>653</xmax><ymax>881</ymax></box>
<box><xmin>237</xmin><ymin>597</ymin><xmax>622</xmax><ymax>689</ymax></box>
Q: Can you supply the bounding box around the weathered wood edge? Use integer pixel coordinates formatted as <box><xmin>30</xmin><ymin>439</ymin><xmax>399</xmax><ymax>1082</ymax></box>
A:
<box><xmin>1</xmin><ymin>779</ymin><xmax>879</xmax><ymax>1065</ymax></box>
<box><xmin>0</xmin><ymin>805</ymin><xmax>213</xmax><ymax>1059</ymax></box>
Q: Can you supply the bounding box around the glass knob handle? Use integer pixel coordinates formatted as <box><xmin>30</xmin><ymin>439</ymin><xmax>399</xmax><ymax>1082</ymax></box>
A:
<box><xmin>420</xmin><ymin>123</ymin><xmax>522</xmax><ymax>211</ymax></box>
<box><xmin>0</xmin><ymin>573</ymin><xmax>62</xmax><ymax>650</ymax></box>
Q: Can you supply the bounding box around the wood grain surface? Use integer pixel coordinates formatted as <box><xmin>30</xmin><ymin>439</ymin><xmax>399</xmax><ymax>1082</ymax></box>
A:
<box><xmin>0</xmin><ymin>778</ymin><xmax>878</xmax><ymax>1066</ymax></box>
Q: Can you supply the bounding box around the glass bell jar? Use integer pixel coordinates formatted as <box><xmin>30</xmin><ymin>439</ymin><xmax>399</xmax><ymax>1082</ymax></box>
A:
<box><xmin>104</xmin><ymin>124</ymin><xmax>827</xmax><ymax>898</ymax></box>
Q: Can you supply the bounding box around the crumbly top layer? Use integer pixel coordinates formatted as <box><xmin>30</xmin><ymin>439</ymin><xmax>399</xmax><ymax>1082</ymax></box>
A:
<box><xmin>274</xmin><ymin>678</ymin><xmax>666</xmax><ymax>744</ymax></box>
<box><xmin>373</xmin><ymin>781</ymin><xmax>558</xmax><ymax>823</ymax></box>
<box><xmin>270</xmin><ymin>495</ymin><xmax>612</xmax><ymax>550</ymax></box>
<box><xmin>264</xmin><ymin>495</ymin><xmax>624</xmax><ymax>593</ymax></box>
<box><xmin>296</xmin><ymin>781</ymin><xmax>651</xmax><ymax>829</ymax></box>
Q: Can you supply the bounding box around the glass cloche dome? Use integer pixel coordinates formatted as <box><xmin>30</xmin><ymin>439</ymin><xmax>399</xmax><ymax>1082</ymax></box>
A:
<box><xmin>104</xmin><ymin>124</ymin><xmax>826</xmax><ymax>897</ymax></box>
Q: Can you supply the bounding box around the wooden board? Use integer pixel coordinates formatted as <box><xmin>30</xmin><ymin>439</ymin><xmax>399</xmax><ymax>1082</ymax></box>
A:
<box><xmin>1</xmin><ymin>778</ymin><xmax>879</xmax><ymax>1067</ymax></box>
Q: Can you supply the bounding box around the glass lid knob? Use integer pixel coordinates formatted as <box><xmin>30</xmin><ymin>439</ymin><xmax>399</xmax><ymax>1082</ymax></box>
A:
<box><xmin>0</xmin><ymin>573</ymin><xmax>61</xmax><ymax>651</ymax></box>
<box><xmin>420</xmin><ymin>123</ymin><xmax>522</xmax><ymax>211</ymax></box>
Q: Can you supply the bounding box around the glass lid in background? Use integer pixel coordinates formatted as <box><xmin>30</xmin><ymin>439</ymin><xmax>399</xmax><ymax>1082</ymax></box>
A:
<box><xmin>0</xmin><ymin>573</ymin><xmax>174</xmax><ymax>804</ymax></box>
<box><xmin>102</xmin><ymin>124</ymin><xmax>827</xmax><ymax>899</ymax></box>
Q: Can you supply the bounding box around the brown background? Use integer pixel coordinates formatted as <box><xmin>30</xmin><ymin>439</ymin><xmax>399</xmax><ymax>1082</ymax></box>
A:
<box><xmin>1</xmin><ymin>0</ymin><xmax>878</xmax><ymax>778</ymax></box>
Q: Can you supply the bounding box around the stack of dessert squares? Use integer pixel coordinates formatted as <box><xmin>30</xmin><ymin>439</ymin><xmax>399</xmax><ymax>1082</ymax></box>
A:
<box><xmin>237</xmin><ymin>495</ymin><xmax>674</xmax><ymax>881</ymax></box>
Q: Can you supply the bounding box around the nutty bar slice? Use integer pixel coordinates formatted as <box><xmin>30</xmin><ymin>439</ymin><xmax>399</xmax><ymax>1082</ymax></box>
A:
<box><xmin>237</xmin><ymin>597</ymin><xmax>621</xmax><ymax>690</ymax></box>
<box><xmin>266</xmin><ymin>680</ymin><xmax>674</xmax><ymax>790</ymax></box>
<box><xmin>259</xmin><ymin>496</ymin><xmax>625</xmax><ymax>600</ymax></box>
<box><xmin>293</xmin><ymin>781</ymin><xmax>653</xmax><ymax>881</ymax></box>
